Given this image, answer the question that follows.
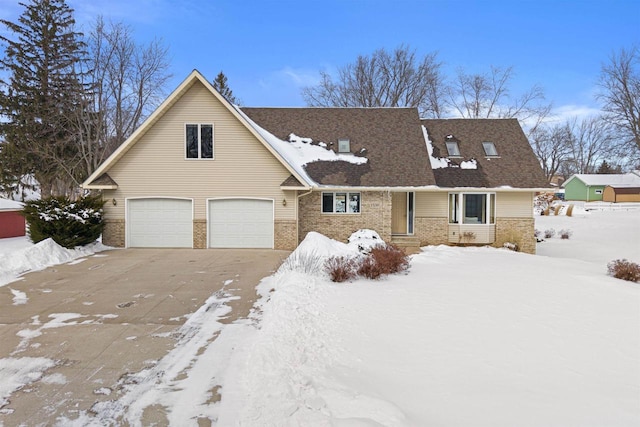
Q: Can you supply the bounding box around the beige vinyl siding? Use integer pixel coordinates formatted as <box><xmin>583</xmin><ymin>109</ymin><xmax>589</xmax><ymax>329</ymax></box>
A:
<box><xmin>448</xmin><ymin>224</ymin><xmax>495</xmax><ymax>244</ymax></box>
<box><xmin>415</xmin><ymin>192</ymin><xmax>447</xmax><ymax>217</ymax></box>
<box><xmin>103</xmin><ymin>81</ymin><xmax>294</xmax><ymax>221</ymax></box>
<box><xmin>496</xmin><ymin>192</ymin><xmax>534</xmax><ymax>218</ymax></box>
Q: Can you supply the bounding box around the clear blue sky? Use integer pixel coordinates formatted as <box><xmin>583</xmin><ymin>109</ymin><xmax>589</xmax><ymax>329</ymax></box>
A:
<box><xmin>1</xmin><ymin>0</ymin><xmax>638</xmax><ymax>120</ymax></box>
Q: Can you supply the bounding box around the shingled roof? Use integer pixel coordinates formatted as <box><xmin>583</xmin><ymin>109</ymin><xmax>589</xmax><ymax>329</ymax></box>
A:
<box><xmin>242</xmin><ymin>108</ymin><xmax>436</xmax><ymax>187</ymax></box>
<box><xmin>421</xmin><ymin>118</ymin><xmax>548</xmax><ymax>188</ymax></box>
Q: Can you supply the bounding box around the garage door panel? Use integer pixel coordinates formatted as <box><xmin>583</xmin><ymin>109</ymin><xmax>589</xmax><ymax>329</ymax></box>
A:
<box><xmin>128</xmin><ymin>199</ymin><xmax>192</xmax><ymax>248</ymax></box>
<box><xmin>209</xmin><ymin>199</ymin><xmax>273</xmax><ymax>248</ymax></box>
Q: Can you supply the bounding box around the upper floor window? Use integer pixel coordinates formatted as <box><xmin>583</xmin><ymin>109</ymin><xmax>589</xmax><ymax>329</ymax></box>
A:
<box><xmin>338</xmin><ymin>138</ymin><xmax>351</xmax><ymax>153</ymax></box>
<box><xmin>322</xmin><ymin>192</ymin><xmax>360</xmax><ymax>213</ymax></box>
<box><xmin>482</xmin><ymin>142</ymin><xmax>498</xmax><ymax>156</ymax></box>
<box><xmin>446</xmin><ymin>141</ymin><xmax>460</xmax><ymax>157</ymax></box>
<box><xmin>186</xmin><ymin>124</ymin><xmax>213</xmax><ymax>159</ymax></box>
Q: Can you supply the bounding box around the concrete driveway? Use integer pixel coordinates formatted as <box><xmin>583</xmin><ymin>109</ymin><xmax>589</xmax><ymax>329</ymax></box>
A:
<box><xmin>0</xmin><ymin>248</ymin><xmax>289</xmax><ymax>425</ymax></box>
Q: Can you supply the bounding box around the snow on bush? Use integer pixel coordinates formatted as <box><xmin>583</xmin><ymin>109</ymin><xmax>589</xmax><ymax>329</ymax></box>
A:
<box><xmin>559</xmin><ymin>229</ymin><xmax>573</xmax><ymax>239</ymax></box>
<box><xmin>544</xmin><ymin>228</ymin><xmax>556</xmax><ymax>239</ymax></box>
<box><xmin>347</xmin><ymin>229</ymin><xmax>385</xmax><ymax>254</ymax></box>
<box><xmin>22</xmin><ymin>195</ymin><xmax>105</xmax><ymax>248</ymax></box>
<box><xmin>607</xmin><ymin>259</ymin><xmax>640</xmax><ymax>282</ymax></box>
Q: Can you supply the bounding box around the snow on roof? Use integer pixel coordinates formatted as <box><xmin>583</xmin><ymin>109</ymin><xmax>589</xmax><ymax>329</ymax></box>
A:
<box><xmin>0</xmin><ymin>198</ymin><xmax>24</xmax><ymax>211</ymax></box>
<box><xmin>422</xmin><ymin>125</ymin><xmax>477</xmax><ymax>170</ymax></box>
<box><xmin>235</xmin><ymin>108</ymin><xmax>368</xmax><ymax>187</ymax></box>
<box><xmin>568</xmin><ymin>173</ymin><xmax>640</xmax><ymax>187</ymax></box>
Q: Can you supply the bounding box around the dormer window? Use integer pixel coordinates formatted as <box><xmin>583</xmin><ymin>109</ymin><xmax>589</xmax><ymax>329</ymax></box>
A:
<box><xmin>446</xmin><ymin>141</ymin><xmax>460</xmax><ymax>157</ymax></box>
<box><xmin>482</xmin><ymin>142</ymin><xmax>498</xmax><ymax>156</ymax></box>
<box><xmin>338</xmin><ymin>138</ymin><xmax>350</xmax><ymax>153</ymax></box>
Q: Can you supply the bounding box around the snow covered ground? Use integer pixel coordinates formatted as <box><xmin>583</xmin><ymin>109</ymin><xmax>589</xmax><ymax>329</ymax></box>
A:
<box><xmin>1</xmin><ymin>204</ymin><xmax>639</xmax><ymax>426</ymax></box>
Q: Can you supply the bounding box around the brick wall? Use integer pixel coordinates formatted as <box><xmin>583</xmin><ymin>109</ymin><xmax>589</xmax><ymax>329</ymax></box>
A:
<box><xmin>414</xmin><ymin>217</ymin><xmax>448</xmax><ymax>246</ymax></box>
<box><xmin>275</xmin><ymin>220</ymin><xmax>297</xmax><ymax>250</ymax></box>
<box><xmin>298</xmin><ymin>191</ymin><xmax>392</xmax><ymax>244</ymax></box>
<box><xmin>193</xmin><ymin>219</ymin><xmax>206</xmax><ymax>249</ymax></box>
<box><xmin>495</xmin><ymin>217</ymin><xmax>536</xmax><ymax>254</ymax></box>
<box><xmin>103</xmin><ymin>219</ymin><xmax>125</xmax><ymax>247</ymax></box>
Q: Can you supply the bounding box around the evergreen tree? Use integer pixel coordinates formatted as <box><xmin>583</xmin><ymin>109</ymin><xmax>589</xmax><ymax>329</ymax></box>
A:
<box><xmin>212</xmin><ymin>71</ymin><xmax>239</xmax><ymax>104</ymax></box>
<box><xmin>0</xmin><ymin>0</ymin><xmax>86</xmax><ymax>197</ymax></box>
<box><xmin>596</xmin><ymin>160</ymin><xmax>621</xmax><ymax>174</ymax></box>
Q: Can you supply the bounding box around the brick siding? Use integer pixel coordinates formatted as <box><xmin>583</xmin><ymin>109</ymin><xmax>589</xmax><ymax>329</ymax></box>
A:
<box><xmin>102</xmin><ymin>219</ymin><xmax>125</xmax><ymax>247</ymax></box>
<box><xmin>298</xmin><ymin>191</ymin><xmax>392</xmax><ymax>244</ymax></box>
<box><xmin>193</xmin><ymin>219</ymin><xmax>206</xmax><ymax>249</ymax></box>
<box><xmin>414</xmin><ymin>217</ymin><xmax>449</xmax><ymax>246</ymax></box>
<box><xmin>275</xmin><ymin>220</ymin><xmax>297</xmax><ymax>250</ymax></box>
<box><xmin>495</xmin><ymin>217</ymin><xmax>536</xmax><ymax>254</ymax></box>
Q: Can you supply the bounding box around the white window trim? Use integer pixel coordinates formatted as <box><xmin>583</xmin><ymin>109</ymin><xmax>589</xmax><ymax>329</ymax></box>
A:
<box><xmin>321</xmin><ymin>192</ymin><xmax>361</xmax><ymax>214</ymax></box>
<box><xmin>185</xmin><ymin>123</ymin><xmax>214</xmax><ymax>160</ymax></box>
<box><xmin>448</xmin><ymin>192</ymin><xmax>496</xmax><ymax>225</ymax></box>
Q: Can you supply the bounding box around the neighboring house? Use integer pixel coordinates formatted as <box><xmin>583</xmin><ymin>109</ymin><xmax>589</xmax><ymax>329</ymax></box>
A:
<box><xmin>82</xmin><ymin>70</ymin><xmax>549</xmax><ymax>254</ymax></box>
<box><xmin>0</xmin><ymin>198</ymin><xmax>25</xmax><ymax>239</ymax></box>
<box><xmin>603</xmin><ymin>186</ymin><xmax>640</xmax><ymax>203</ymax></box>
<box><xmin>563</xmin><ymin>172</ymin><xmax>640</xmax><ymax>201</ymax></box>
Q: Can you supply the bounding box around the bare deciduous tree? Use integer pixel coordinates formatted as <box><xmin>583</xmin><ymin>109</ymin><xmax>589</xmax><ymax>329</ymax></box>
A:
<box><xmin>76</xmin><ymin>17</ymin><xmax>171</xmax><ymax>179</ymax></box>
<box><xmin>529</xmin><ymin>123</ymin><xmax>573</xmax><ymax>183</ymax></box>
<box><xmin>302</xmin><ymin>46</ymin><xmax>445</xmax><ymax>117</ymax></box>
<box><xmin>446</xmin><ymin>65</ymin><xmax>551</xmax><ymax>134</ymax></box>
<box><xmin>562</xmin><ymin>116</ymin><xmax>614</xmax><ymax>175</ymax></box>
<box><xmin>597</xmin><ymin>45</ymin><xmax>640</xmax><ymax>151</ymax></box>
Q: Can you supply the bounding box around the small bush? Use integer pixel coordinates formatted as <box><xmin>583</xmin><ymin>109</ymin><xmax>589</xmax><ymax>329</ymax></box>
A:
<box><xmin>607</xmin><ymin>259</ymin><xmax>640</xmax><ymax>282</ymax></box>
<box><xmin>559</xmin><ymin>229</ymin><xmax>572</xmax><ymax>239</ymax></box>
<box><xmin>278</xmin><ymin>250</ymin><xmax>324</xmax><ymax>275</ymax></box>
<box><xmin>544</xmin><ymin>228</ymin><xmax>556</xmax><ymax>239</ymax></box>
<box><xmin>369</xmin><ymin>245</ymin><xmax>409</xmax><ymax>275</ymax></box>
<box><xmin>22</xmin><ymin>195</ymin><xmax>105</xmax><ymax>248</ymax></box>
<box><xmin>325</xmin><ymin>256</ymin><xmax>357</xmax><ymax>282</ymax></box>
<box><xmin>357</xmin><ymin>256</ymin><xmax>383</xmax><ymax>280</ymax></box>
<box><xmin>503</xmin><ymin>242</ymin><xmax>519</xmax><ymax>252</ymax></box>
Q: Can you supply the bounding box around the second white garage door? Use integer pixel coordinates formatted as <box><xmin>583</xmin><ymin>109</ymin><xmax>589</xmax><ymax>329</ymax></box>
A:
<box><xmin>208</xmin><ymin>199</ymin><xmax>274</xmax><ymax>248</ymax></box>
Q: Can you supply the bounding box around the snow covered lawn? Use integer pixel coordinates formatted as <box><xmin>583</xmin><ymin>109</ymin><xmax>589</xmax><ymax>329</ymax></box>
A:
<box><xmin>1</xmin><ymin>204</ymin><xmax>639</xmax><ymax>426</ymax></box>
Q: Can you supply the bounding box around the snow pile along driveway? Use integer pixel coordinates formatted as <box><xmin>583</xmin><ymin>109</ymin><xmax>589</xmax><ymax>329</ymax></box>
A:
<box><xmin>0</xmin><ymin>238</ymin><xmax>109</xmax><ymax>288</ymax></box>
<box><xmin>213</xmin><ymin>232</ymin><xmax>639</xmax><ymax>426</ymax></box>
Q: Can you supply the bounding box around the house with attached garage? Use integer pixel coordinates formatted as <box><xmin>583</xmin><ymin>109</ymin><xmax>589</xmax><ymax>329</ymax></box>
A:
<box><xmin>82</xmin><ymin>70</ymin><xmax>549</xmax><ymax>254</ymax></box>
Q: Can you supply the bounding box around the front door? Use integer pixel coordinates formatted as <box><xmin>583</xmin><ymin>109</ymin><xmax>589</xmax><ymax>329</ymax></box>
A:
<box><xmin>392</xmin><ymin>192</ymin><xmax>407</xmax><ymax>234</ymax></box>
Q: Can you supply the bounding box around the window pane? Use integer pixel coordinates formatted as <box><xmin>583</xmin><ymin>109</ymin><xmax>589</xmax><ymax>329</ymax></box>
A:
<box><xmin>463</xmin><ymin>194</ymin><xmax>486</xmax><ymax>224</ymax></box>
<box><xmin>449</xmin><ymin>193</ymin><xmax>459</xmax><ymax>223</ymax></box>
<box><xmin>186</xmin><ymin>124</ymin><xmax>198</xmax><ymax>158</ymax></box>
<box><xmin>201</xmin><ymin>125</ymin><xmax>213</xmax><ymax>158</ymax></box>
<box><xmin>348</xmin><ymin>193</ymin><xmax>360</xmax><ymax>213</ymax></box>
<box><xmin>335</xmin><ymin>193</ymin><xmax>347</xmax><ymax>213</ymax></box>
<box><xmin>322</xmin><ymin>193</ymin><xmax>334</xmax><ymax>213</ymax></box>
<box><xmin>483</xmin><ymin>142</ymin><xmax>498</xmax><ymax>156</ymax></box>
<box><xmin>446</xmin><ymin>142</ymin><xmax>460</xmax><ymax>156</ymax></box>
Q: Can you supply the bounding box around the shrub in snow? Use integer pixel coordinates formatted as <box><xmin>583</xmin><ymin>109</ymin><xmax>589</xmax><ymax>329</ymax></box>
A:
<box><xmin>559</xmin><ymin>229</ymin><xmax>573</xmax><ymax>239</ymax></box>
<box><xmin>503</xmin><ymin>242</ymin><xmax>519</xmax><ymax>252</ymax></box>
<box><xmin>278</xmin><ymin>250</ymin><xmax>325</xmax><ymax>275</ymax></box>
<box><xmin>325</xmin><ymin>256</ymin><xmax>357</xmax><ymax>282</ymax></box>
<box><xmin>357</xmin><ymin>245</ymin><xmax>409</xmax><ymax>279</ymax></box>
<box><xmin>534</xmin><ymin>229</ymin><xmax>545</xmax><ymax>242</ymax></box>
<box><xmin>370</xmin><ymin>244</ymin><xmax>409</xmax><ymax>275</ymax></box>
<box><xmin>544</xmin><ymin>229</ymin><xmax>556</xmax><ymax>239</ymax></box>
<box><xmin>607</xmin><ymin>259</ymin><xmax>640</xmax><ymax>282</ymax></box>
<box><xmin>357</xmin><ymin>255</ymin><xmax>383</xmax><ymax>280</ymax></box>
<box><xmin>22</xmin><ymin>195</ymin><xmax>105</xmax><ymax>248</ymax></box>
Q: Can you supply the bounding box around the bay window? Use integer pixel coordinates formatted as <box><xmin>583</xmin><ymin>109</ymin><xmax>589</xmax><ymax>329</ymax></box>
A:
<box><xmin>448</xmin><ymin>192</ymin><xmax>495</xmax><ymax>224</ymax></box>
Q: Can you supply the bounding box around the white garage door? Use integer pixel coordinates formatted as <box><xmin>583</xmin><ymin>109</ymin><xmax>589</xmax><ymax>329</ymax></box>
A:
<box><xmin>209</xmin><ymin>199</ymin><xmax>274</xmax><ymax>248</ymax></box>
<box><xmin>128</xmin><ymin>198</ymin><xmax>192</xmax><ymax>247</ymax></box>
